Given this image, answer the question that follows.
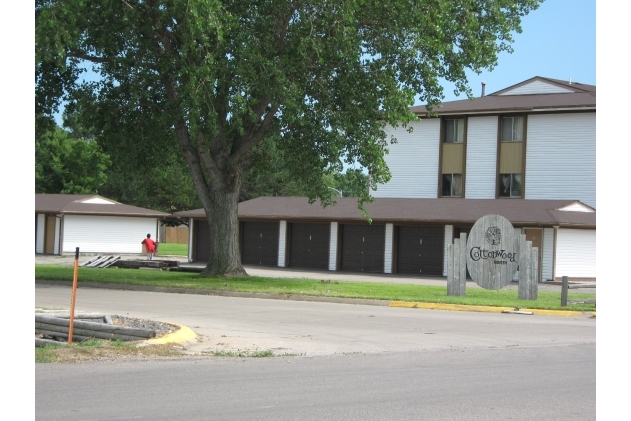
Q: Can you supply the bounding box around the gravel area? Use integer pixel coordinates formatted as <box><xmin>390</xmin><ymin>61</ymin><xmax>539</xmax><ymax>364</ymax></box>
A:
<box><xmin>111</xmin><ymin>315</ymin><xmax>178</xmax><ymax>337</ymax></box>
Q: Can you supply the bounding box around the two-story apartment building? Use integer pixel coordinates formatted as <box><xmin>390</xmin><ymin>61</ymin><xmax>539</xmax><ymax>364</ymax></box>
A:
<box><xmin>176</xmin><ymin>77</ymin><xmax>596</xmax><ymax>282</ymax></box>
<box><xmin>374</xmin><ymin>76</ymin><xmax>595</xmax><ymax>208</ymax></box>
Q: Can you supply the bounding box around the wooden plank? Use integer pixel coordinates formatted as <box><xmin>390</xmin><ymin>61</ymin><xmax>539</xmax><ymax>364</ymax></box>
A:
<box><xmin>458</xmin><ymin>232</ymin><xmax>467</xmax><ymax>296</ymax></box>
<box><xmin>447</xmin><ymin>244</ymin><xmax>454</xmax><ymax>296</ymax></box>
<box><xmin>561</xmin><ymin>276</ymin><xmax>569</xmax><ymax>307</ymax></box>
<box><xmin>93</xmin><ymin>255</ymin><xmax>114</xmax><ymax>267</ymax></box>
<box><xmin>99</xmin><ymin>256</ymin><xmax>120</xmax><ymax>268</ymax></box>
<box><xmin>453</xmin><ymin>238</ymin><xmax>461</xmax><ymax>296</ymax></box>
<box><xmin>86</xmin><ymin>256</ymin><xmax>110</xmax><ymax>267</ymax></box>
<box><xmin>114</xmin><ymin>260</ymin><xmax>167</xmax><ymax>269</ymax></box>
<box><xmin>501</xmin><ymin>310</ymin><xmax>533</xmax><ymax>315</ymax></box>
<box><xmin>35</xmin><ymin>315</ymin><xmax>156</xmax><ymax>338</ymax></box>
<box><xmin>518</xmin><ymin>235</ymin><xmax>529</xmax><ymax>299</ymax></box>
<box><xmin>169</xmin><ymin>266</ymin><xmax>203</xmax><ymax>273</ymax></box>
<box><xmin>85</xmin><ymin>256</ymin><xmax>106</xmax><ymax>267</ymax></box>
<box><xmin>519</xmin><ymin>242</ymin><xmax>538</xmax><ymax>300</ymax></box>
<box><xmin>36</xmin><ymin>338</ymin><xmax>67</xmax><ymax>347</ymax></box>
<box><xmin>37</xmin><ymin>312</ymin><xmax>109</xmax><ymax>320</ymax></box>
<box><xmin>568</xmin><ymin>283</ymin><xmax>596</xmax><ymax>289</ymax></box>
<box><xmin>79</xmin><ymin>256</ymin><xmax>101</xmax><ymax>267</ymax></box>
<box><xmin>36</xmin><ymin>329</ymin><xmax>90</xmax><ymax>342</ymax></box>
<box><xmin>567</xmin><ymin>299</ymin><xmax>597</xmax><ymax>304</ymax></box>
<box><xmin>530</xmin><ymin>246</ymin><xmax>539</xmax><ymax>299</ymax></box>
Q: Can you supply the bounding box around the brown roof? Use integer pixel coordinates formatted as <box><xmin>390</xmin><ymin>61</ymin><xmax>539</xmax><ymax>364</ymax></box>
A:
<box><xmin>175</xmin><ymin>197</ymin><xmax>595</xmax><ymax>229</ymax></box>
<box><xmin>35</xmin><ymin>194</ymin><xmax>169</xmax><ymax>218</ymax></box>
<box><xmin>410</xmin><ymin>76</ymin><xmax>596</xmax><ymax>116</ymax></box>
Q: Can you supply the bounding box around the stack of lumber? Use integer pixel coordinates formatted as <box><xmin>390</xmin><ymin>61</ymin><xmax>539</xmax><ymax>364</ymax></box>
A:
<box><xmin>35</xmin><ymin>314</ymin><xmax>156</xmax><ymax>344</ymax></box>
<box><xmin>79</xmin><ymin>256</ymin><xmax>180</xmax><ymax>270</ymax></box>
<box><xmin>113</xmin><ymin>260</ymin><xmax>180</xmax><ymax>269</ymax></box>
<box><xmin>80</xmin><ymin>255</ymin><xmax>121</xmax><ymax>268</ymax></box>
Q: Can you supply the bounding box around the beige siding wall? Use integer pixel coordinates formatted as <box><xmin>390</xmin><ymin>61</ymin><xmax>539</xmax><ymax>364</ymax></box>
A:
<box><xmin>441</xmin><ymin>143</ymin><xmax>464</xmax><ymax>173</ymax></box>
<box><xmin>499</xmin><ymin>141</ymin><xmax>523</xmax><ymax>173</ymax></box>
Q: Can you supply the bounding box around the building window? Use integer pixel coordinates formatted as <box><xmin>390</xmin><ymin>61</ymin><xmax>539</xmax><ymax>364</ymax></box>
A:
<box><xmin>442</xmin><ymin>174</ymin><xmax>463</xmax><ymax>197</ymax></box>
<box><xmin>499</xmin><ymin>173</ymin><xmax>522</xmax><ymax>197</ymax></box>
<box><xmin>444</xmin><ymin>119</ymin><xmax>464</xmax><ymax>143</ymax></box>
<box><xmin>501</xmin><ymin>116</ymin><xmax>524</xmax><ymax>142</ymax></box>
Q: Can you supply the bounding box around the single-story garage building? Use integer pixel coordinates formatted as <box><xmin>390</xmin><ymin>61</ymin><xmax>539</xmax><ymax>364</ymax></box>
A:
<box><xmin>175</xmin><ymin>197</ymin><xmax>596</xmax><ymax>282</ymax></box>
<box><xmin>35</xmin><ymin>194</ymin><xmax>170</xmax><ymax>255</ymax></box>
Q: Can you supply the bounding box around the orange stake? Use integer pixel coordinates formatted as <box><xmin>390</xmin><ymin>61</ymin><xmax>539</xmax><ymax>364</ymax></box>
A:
<box><xmin>68</xmin><ymin>247</ymin><xmax>80</xmax><ymax>345</ymax></box>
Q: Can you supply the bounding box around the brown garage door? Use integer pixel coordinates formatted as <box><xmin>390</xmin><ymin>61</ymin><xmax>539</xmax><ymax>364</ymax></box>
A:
<box><xmin>194</xmin><ymin>219</ymin><xmax>211</xmax><ymax>263</ymax></box>
<box><xmin>396</xmin><ymin>225</ymin><xmax>444</xmax><ymax>275</ymax></box>
<box><xmin>241</xmin><ymin>222</ymin><xmax>279</xmax><ymax>266</ymax></box>
<box><xmin>341</xmin><ymin>224</ymin><xmax>385</xmax><ymax>273</ymax></box>
<box><xmin>289</xmin><ymin>223</ymin><xmax>330</xmax><ymax>270</ymax></box>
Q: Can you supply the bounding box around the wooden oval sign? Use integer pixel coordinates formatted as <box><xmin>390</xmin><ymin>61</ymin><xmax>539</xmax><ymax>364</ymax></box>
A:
<box><xmin>466</xmin><ymin>214</ymin><xmax>519</xmax><ymax>290</ymax></box>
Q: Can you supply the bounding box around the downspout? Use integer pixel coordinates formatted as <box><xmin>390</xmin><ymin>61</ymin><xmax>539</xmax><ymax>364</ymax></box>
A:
<box><xmin>552</xmin><ymin>225</ymin><xmax>559</xmax><ymax>281</ymax></box>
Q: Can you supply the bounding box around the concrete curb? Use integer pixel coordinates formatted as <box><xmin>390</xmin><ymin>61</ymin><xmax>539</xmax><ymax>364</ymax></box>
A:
<box><xmin>146</xmin><ymin>324</ymin><xmax>197</xmax><ymax>345</ymax></box>
<box><xmin>389</xmin><ymin>301</ymin><xmax>592</xmax><ymax>317</ymax></box>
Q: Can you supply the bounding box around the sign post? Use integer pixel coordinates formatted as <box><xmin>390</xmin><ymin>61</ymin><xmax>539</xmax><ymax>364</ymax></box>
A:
<box><xmin>68</xmin><ymin>247</ymin><xmax>80</xmax><ymax>345</ymax></box>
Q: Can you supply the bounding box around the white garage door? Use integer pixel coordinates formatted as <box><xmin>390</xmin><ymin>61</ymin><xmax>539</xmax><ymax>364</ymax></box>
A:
<box><xmin>63</xmin><ymin>215</ymin><xmax>158</xmax><ymax>254</ymax></box>
<box><xmin>555</xmin><ymin>229</ymin><xmax>596</xmax><ymax>278</ymax></box>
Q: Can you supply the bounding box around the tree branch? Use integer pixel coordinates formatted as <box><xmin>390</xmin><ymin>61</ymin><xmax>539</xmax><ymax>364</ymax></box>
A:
<box><xmin>231</xmin><ymin>103</ymin><xmax>279</xmax><ymax>164</ymax></box>
<box><xmin>67</xmin><ymin>52</ymin><xmax>110</xmax><ymax>63</ymax></box>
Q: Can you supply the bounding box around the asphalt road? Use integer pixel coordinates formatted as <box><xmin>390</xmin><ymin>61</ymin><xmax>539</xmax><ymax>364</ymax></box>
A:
<box><xmin>35</xmin><ymin>285</ymin><xmax>596</xmax><ymax>420</ymax></box>
<box><xmin>37</xmin><ymin>345</ymin><xmax>595</xmax><ymax>421</ymax></box>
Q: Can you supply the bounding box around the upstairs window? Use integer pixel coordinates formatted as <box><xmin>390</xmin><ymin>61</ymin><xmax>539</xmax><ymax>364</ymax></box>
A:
<box><xmin>442</xmin><ymin>174</ymin><xmax>462</xmax><ymax>197</ymax></box>
<box><xmin>444</xmin><ymin>119</ymin><xmax>464</xmax><ymax>143</ymax></box>
<box><xmin>501</xmin><ymin>116</ymin><xmax>524</xmax><ymax>142</ymax></box>
<box><xmin>499</xmin><ymin>173</ymin><xmax>522</xmax><ymax>197</ymax></box>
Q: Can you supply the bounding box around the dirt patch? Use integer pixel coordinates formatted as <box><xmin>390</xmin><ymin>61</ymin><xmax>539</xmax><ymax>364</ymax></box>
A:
<box><xmin>36</xmin><ymin>341</ymin><xmax>189</xmax><ymax>363</ymax></box>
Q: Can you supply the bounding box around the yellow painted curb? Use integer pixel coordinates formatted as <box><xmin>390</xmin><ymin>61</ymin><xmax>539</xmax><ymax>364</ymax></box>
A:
<box><xmin>389</xmin><ymin>301</ymin><xmax>586</xmax><ymax>317</ymax></box>
<box><xmin>146</xmin><ymin>324</ymin><xmax>197</xmax><ymax>344</ymax></box>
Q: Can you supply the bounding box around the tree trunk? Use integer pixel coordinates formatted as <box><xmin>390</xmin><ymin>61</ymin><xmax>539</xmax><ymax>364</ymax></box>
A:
<box><xmin>200</xmin><ymin>186</ymin><xmax>247</xmax><ymax>277</ymax></box>
<box><xmin>167</xmin><ymin>86</ymin><xmax>249</xmax><ymax>278</ymax></box>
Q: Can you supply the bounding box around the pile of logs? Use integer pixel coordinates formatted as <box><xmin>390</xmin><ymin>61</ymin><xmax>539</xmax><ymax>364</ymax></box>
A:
<box><xmin>35</xmin><ymin>312</ymin><xmax>156</xmax><ymax>347</ymax></box>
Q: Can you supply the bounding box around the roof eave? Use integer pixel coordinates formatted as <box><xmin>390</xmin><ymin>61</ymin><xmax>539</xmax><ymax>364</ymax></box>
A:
<box><xmin>413</xmin><ymin>105</ymin><xmax>596</xmax><ymax>117</ymax></box>
<box><xmin>59</xmin><ymin>211</ymin><xmax>169</xmax><ymax>218</ymax></box>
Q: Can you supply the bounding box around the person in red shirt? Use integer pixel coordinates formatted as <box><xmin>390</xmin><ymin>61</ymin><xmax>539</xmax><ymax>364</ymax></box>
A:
<box><xmin>141</xmin><ymin>233</ymin><xmax>157</xmax><ymax>260</ymax></box>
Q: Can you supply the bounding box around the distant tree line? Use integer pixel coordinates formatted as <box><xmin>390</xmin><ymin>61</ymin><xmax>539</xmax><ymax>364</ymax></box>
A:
<box><xmin>35</xmin><ymin>111</ymin><xmax>368</xmax><ymax>212</ymax></box>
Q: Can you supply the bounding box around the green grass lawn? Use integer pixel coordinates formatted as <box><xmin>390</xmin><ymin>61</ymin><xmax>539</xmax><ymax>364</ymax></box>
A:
<box><xmin>157</xmin><ymin>243</ymin><xmax>188</xmax><ymax>256</ymax></box>
<box><xmin>35</xmin><ymin>264</ymin><xmax>596</xmax><ymax>312</ymax></box>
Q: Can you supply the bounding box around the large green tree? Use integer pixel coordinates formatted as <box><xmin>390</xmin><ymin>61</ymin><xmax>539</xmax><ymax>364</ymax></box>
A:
<box><xmin>35</xmin><ymin>126</ymin><xmax>111</xmax><ymax>194</ymax></box>
<box><xmin>36</xmin><ymin>0</ymin><xmax>542</xmax><ymax>276</ymax></box>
